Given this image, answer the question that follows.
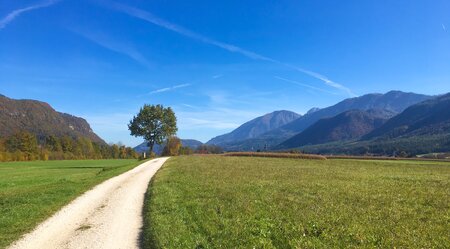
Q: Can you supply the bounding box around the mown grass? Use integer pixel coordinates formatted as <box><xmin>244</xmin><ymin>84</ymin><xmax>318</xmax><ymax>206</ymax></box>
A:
<box><xmin>0</xmin><ymin>159</ymin><xmax>141</xmax><ymax>248</ymax></box>
<box><xmin>143</xmin><ymin>156</ymin><xmax>450</xmax><ymax>248</ymax></box>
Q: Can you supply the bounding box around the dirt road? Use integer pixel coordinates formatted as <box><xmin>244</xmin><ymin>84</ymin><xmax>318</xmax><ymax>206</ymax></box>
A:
<box><xmin>8</xmin><ymin>157</ymin><xmax>169</xmax><ymax>249</ymax></box>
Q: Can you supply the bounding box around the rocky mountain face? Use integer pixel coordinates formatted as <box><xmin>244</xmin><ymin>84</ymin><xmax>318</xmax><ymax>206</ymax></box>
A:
<box><xmin>0</xmin><ymin>94</ymin><xmax>105</xmax><ymax>144</ymax></box>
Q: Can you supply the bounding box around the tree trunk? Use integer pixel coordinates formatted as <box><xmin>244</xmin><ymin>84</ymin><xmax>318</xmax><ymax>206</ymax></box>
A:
<box><xmin>148</xmin><ymin>142</ymin><xmax>154</xmax><ymax>157</ymax></box>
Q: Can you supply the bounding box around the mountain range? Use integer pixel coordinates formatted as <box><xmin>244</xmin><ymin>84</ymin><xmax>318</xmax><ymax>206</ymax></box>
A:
<box><xmin>364</xmin><ymin>93</ymin><xmax>450</xmax><ymax>140</ymax></box>
<box><xmin>301</xmin><ymin>93</ymin><xmax>450</xmax><ymax>155</ymax></box>
<box><xmin>2</xmin><ymin>90</ymin><xmax>449</xmax><ymax>156</ymax></box>
<box><xmin>0</xmin><ymin>95</ymin><xmax>105</xmax><ymax>144</ymax></box>
<box><xmin>279</xmin><ymin>109</ymin><xmax>395</xmax><ymax>148</ymax></box>
<box><xmin>208</xmin><ymin>91</ymin><xmax>432</xmax><ymax>151</ymax></box>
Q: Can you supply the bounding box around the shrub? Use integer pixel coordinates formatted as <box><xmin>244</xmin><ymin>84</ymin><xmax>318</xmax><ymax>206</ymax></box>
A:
<box><xmin>179</xmin><ymin>146</ymin><xmax>194</xmax><ymax>155</ymax></box>
<box><xmin>162</xmin><ymin>136</ymin><xmax>182</xmax><ymax>156</ymax></box>
<box><xmin>196</xmin><ymin>145</ymin><xmax>223</xmax><ymax>154</ymax></box>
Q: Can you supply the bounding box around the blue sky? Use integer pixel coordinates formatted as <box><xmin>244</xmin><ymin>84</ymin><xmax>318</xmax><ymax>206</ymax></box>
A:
<box><xmin>1</xmin><ymin>0</ymin><xmax>449</xmax><ymax>146</ymax></box>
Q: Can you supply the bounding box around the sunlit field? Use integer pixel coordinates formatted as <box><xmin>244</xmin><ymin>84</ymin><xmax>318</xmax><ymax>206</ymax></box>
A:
<box><xmin>143</xmin><ymin>156</ymin><xmax>449</xmax><ymax>248</ymax></box>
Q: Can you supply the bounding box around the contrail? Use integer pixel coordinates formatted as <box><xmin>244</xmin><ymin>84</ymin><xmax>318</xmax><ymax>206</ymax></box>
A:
<box><xmin>73</xmin><ymin>29</ymin><xmax>152</xmax><ymax>68</ymax></box>
<box><xmin>147</xmin><ymin>83</ymin><xmax>191</xmax><ymax>95</ymax></box>
<box><xmin>274</xmin><ymin>76</ymin><xmax>337</xmax><ymax>95</ymax></box>
<box><xmin>0</xmin><ymin>0</ymin><xmax>61</xmax><ymax>29</ymax></box>
<box><xmin>109</xmin><ymin>3</ymin><xmax>356</xmax><ymax>96</ymax></box>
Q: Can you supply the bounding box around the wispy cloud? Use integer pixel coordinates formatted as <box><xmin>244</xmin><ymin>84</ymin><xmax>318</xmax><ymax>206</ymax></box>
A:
<box><xmin>108</xmin><ymin>3</ymin><xmax>356</xmax><ymax>96</ymax></box>
<box><xmin>176</xmin><ymin>107</ymin><xmax>261</xmax><ymax>130</ymax></box>
<box><xmin>205</xmin><ymin>91</ymin><xmax>251</xmax><ymax>106</ymax></box>
<box><xmin>180</xmin><ymin>117</ymin><xmax>239</xmax><ymax>129</ymax></box>
<box><xmin>443</xmin><ymin>24</ymin><xmax>447</xmax><ymax>32</ymax></box>
<box><xmin>148</xmin><ymin>83</ymin><xmax>191</xmax><ymax>94</ymax></box>
<box><xmin>274</xmin><ymin>76</ymin><xmax>337</xmax><ymax>95</ymax></box>
<box><xmin>73</xmin><ymin>30</ymin><xmax>152</xmax><ymax>68</ymax></box>
<box><xmin>0</xmin><ymin>0</ymin><xmax>60</xmax><ymax>30</ymax></box>
<box><xmin>181</xmin><ymin>103</ymin><xmax>197</xmax><ymax>109</ymax></box>
<box><xmin>212</xmin><ymin>74</ymin><xmax>223</xmax><ymax>79</ymax></box>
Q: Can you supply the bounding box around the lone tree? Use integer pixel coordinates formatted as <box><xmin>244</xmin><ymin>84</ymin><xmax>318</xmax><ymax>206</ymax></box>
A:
<box><xmin>128</xmin><ymin>104</ymin><xmax>177</xmax><ymax>155</ymax></box>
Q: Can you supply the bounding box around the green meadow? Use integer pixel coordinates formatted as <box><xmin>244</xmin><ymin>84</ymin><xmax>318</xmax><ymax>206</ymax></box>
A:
<box><xmin>0</xmin><ymin>159</ymin><xmax>141</xmax><ymax>248</ymax></box>
<box><xmin>143</xmin><ymin>156</ymin><xmax>450</xmax><ymax>248</ymax></box>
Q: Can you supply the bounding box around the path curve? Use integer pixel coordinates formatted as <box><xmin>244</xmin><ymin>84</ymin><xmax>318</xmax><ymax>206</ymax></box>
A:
<box><xmin>7</xmin><ymin>157</ymin><xmax>169</xmax><ymax>249</ymax></box>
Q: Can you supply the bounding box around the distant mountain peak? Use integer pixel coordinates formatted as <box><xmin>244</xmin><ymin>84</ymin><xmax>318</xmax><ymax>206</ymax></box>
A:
<box><xmin>207</xmin><ymin>110</ymin><xmax>300</xmax><ymax>146</ymax></box>
<box><xmin>306</xmin><ymin>107</ymin><xmax>321</xmax><ymax>115</ymax></box>
<box><xmin>385</xmin><ymin>90</ymin><xmax>413</xmax><ymax>95</ymax></box>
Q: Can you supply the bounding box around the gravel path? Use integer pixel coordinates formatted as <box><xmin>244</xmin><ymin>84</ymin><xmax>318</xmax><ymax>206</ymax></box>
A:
<box><xmin>7</xmin><ymin>157</ymin><xmax>169</xmax><ymax>249</ymax></box>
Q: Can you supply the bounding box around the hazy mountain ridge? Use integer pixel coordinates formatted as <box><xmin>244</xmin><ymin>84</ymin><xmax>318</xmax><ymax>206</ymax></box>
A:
<box><xmin>279</xmin><ymin>109</ymin><xmax>395</xmax><ymax>148</ymax></box>
<box><xmin>213</xmin><ymin>91</ymin><xmax>432</xmax><ymax>151</ymax></box>
<box><xmin>364</xmin><ymin>93</ymin><xmax>450</xmax><ymax>140</ymax></box>
<box><xmin>260</xmin><ymin>91</ymin><xmax>432</xmax><ymax>141</ymax></box>
<box><xmin>207</xmin><ymin>110</ymin><xmax>301</xmax><ymax>146</ymax></box>
<box><xmin>297</xmin><ymin>93</ymin><xmax>450</xmax><ymax>155</ymax></box>
<box><xmin>0</xmin><ymin>94</ymin><xmax>105</xmax><ymax>144</ymax></box>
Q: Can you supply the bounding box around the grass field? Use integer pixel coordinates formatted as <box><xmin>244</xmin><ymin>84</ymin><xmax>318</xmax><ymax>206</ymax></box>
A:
<box><xmin>143</xmin><ymin>156</ymin><xmax>450</xmax><ymax>248</ymax></box>
<box><xmin>0</xmin><ymin>159</ymin><xmax>141</xmax><ymax>248</ymax></box>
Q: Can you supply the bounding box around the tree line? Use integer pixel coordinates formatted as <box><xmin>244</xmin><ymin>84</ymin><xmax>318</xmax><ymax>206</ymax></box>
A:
<box><xmin>0</xmin><ymin>131</ymin><xmax>138</xmax><ymax>162</ymax></box>
<box><xmin>159</xmin><ymin>136</ymin><xmax>223</xmax><ymax>156</ymax></box>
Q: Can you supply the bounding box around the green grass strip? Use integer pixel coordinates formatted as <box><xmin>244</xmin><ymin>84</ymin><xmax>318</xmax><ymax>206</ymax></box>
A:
<box><xmin>0</xmin><ymin>159</ymin><xmax>142</xmax><ymax>248</ymax></box>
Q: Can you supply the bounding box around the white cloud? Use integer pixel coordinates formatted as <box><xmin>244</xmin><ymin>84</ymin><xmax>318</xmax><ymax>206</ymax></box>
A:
<box><xmin>109</xmin><ymin>3</ymin><xmax>356</xmax><ymax>96</ymax></box>
<box><xmin>0</xmin><ymin>0</ymin><xmax>60</xmax><ymax>30</ymax></box>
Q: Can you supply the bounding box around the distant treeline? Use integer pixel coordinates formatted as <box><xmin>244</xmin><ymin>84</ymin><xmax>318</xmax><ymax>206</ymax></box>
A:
<box><xmin>299</xmin><ymin>134</ymin><xmax>450</xmax><ymax>157</ymax></box>
<box><xmin>159</xmin><ymin>137</ymin><xmax>223</xmax><ymax>156</ymax></box>
<box><xmin>0</xmin><ymin>131</ymin><xmax>138</xmax><ymax>161</ymax></box>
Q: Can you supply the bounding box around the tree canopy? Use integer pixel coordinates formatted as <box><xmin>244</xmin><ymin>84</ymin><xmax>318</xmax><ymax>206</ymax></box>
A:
<box><xmin>128</xmin><ymin>104</ymin><xmax>178</xmax><ymax>154</ymax></box>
